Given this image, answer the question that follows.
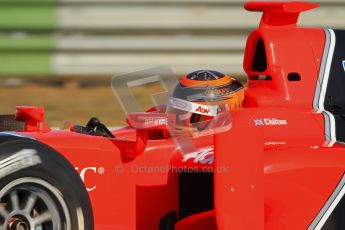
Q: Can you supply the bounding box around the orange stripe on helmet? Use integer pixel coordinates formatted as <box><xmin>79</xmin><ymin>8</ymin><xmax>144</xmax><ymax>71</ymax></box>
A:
<box><xmin>195</xmin><ymin>88</ymin><xmax>244</xmax><ymax>109</ymax></box>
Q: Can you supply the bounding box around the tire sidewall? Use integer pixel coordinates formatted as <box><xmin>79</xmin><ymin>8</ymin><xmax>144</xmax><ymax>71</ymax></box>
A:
<box><xmin>0</xmin><ymin>139</ymin><xmax>94</xmax><ymax>230</ymax></box>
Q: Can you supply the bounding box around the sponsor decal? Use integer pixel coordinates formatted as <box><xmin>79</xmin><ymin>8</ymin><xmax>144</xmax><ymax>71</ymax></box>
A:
<box><xmin>182</xmin><ymin>146</ymin><xmax>214</xmax><ymax>164</ymax></box>
<box><xmin>195</xmin><ymin>105</ymin><xmax>210</xmax><ymax>115</ymax></box>
<box><xmin>75</xmin><ymin>167</ymin><xmax>105</xmax><ymax>192</ymax></box>
<box><xmin>253</xmin><ymin>118</ymin><xmax>264</xmax><ymax>126</ymax></box>
<box><xmin>343</xmin><ymin>60</ymin><xmax>345</xmax><ymax>72</ymax></box>
<box><xmin>265</xmin><ymin>141</ymin><xmax>287</xmax><ymax>146</ymax></box>
<box><xmin>264</xmin><ymin>118</ymin><xmax>288</xmax><ymax>125</ymax></box>
<box><xmin>168</xmin><ymin>97</ymin><xmax>218</xmax><ymax>117</ymax></box>
<box><xmin>253</xmin><ymin>118</ymin><xmax>288</xmax><ymax>126</ymax></box>
<box><xmin>193</xmin><ymin>104</ymin><xmax>218</xmax><ymax>116</ymax></box>
<box><xmin>144</xmin><ymin>117</ymin><xmax>168</xmax><ymax>126</ymax></box>
<box><xmin>204</xmin><ymin>88</ymin><xmax>231</xmax><ymax>97</ymax></box>
<box><xmin>0</xmin><ymin>149</ymin><xmax>41</xmax><ymax>179</ymax></box>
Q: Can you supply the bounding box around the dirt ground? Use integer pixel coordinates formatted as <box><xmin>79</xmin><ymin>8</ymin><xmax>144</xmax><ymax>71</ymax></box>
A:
<box><xmin>0</xmin><ymin>83</ymin><xmax>165</xmax><ymax>128</ymax></box>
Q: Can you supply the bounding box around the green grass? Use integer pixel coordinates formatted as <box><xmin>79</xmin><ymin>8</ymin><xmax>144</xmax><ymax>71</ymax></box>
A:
<box><xmin>0</xmin><ymin>5</ymin><xmax>56</xmax><ymax>30</ymax></box>
<box><xmin>0</xmin><ymin>53</ymin><xmax>52</xmax><ymax>75</ymax></box>
<box><xmin>0</xmin><ymin>36</ymin><xmax>55</xmax><ymax>50</ymax></box>
<box><xmin>0</xmin><ymin>0</ymin><xmax>55</xmax><ymax>2</ymax></box>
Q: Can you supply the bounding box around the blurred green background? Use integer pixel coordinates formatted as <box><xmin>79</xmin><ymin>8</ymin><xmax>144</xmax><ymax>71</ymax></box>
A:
<box><xmin>0</xmin><ymin>0</ymin><xmax>344</xmax><ymax>127</ymax></box>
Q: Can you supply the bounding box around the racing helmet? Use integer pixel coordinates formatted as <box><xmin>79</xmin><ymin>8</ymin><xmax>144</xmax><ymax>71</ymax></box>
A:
<box><xmin>166</xmin><ymin>70</ymin><xmax>244</xmax><ymax>131</ymax></box>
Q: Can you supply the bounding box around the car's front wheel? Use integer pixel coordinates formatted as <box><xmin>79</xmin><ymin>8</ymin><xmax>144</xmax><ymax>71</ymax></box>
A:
<box><xmin>0</xmin><ymin>139</ymin><xmax>93</xmax><ymax>230</ymax></box>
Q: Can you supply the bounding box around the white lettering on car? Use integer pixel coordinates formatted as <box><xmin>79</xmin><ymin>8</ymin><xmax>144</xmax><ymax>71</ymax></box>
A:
<box><xmin>253</xmin><ymin>118</ymin><xmax>288</xmax><ymax>126</ymax></box>
<box><xmin>75</xmin><ymin>167</ymin><xmax>105</xmax><ymax>192</ymax></box>
<box><xmin>182</xmin><ymin>146</ymin><xmax>214</xmax><ymax>164</ymax></box>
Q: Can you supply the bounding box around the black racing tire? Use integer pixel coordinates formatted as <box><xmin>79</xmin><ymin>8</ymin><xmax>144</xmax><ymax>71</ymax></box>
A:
<box><xmin>0</xmin><ymin>139</ymin><xmax>93</xmax><ymax>230</ymax></box>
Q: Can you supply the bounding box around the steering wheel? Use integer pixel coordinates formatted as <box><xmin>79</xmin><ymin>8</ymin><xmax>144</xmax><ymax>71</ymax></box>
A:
<box><xmin>85</xmin><ymin>117</ymin><xmax>115</xmax><ymax>138</ymax></box>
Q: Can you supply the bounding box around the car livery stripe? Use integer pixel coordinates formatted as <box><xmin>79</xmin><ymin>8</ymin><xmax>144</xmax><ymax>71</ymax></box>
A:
<box><xmin>308</xmin><ymin>174</ymin><xmax>345</xmax><ymax>230</ymax></box>
<box><xmin>309</xmin><ymin>28</ymin><xmax>345</xmax><ymax>229</ymax></box>
<box><xmin>312</xmin><ymin>28</ymin><xmax>337</xmax><ymax>147</ymax></box>
<box><xmin>0</xmin><ymin>132</ymin><xmax>35</xmax><ymax>140</ymax></box>
<box><xmin>313</xmin><ymin>29</ymin><xmax>331</xmax><ymax>112</ymax></box>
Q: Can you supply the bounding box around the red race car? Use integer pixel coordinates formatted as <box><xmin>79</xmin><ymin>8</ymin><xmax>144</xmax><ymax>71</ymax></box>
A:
<box><xmin>1</xmin><ymin>1</ymin><xmax>345</xmax><ymax>230</ymax></box>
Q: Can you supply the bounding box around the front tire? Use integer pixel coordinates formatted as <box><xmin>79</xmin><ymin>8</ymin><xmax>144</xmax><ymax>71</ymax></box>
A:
<box><xmin>0</xmin><ymin>139</ymin><xmax>93</xmax><ymax>230</ymax></box>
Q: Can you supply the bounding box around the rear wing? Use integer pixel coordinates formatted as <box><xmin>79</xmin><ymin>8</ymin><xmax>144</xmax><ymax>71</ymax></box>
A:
<box><xmin>244</xmin><ymin>1</ymin><xmax>319</xmax><ymax>28</ymax></box>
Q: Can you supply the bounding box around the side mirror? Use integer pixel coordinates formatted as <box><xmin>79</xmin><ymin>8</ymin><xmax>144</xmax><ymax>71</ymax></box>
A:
<box><xmin>119</xmin><ymin>113</ymin><xmax>175</xmax><ymax>159</ymax></box>
<box><xmin>126</xmin><ymin>112</ymin><xmax>176</xmax><ymax>130</ymax></box>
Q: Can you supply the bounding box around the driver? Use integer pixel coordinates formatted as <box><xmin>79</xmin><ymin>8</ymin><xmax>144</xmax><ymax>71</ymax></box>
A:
<box><xmin>166</xmin><ymin>70</ymin><xmax>244</xmax><ymax>132</ymax></box>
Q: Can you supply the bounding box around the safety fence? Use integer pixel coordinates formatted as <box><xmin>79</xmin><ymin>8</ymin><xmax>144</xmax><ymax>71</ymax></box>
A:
<box><xmin>0</xmin><ymin>0</ymin><xmax>344</xmax><ymax>83</ymax></box>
